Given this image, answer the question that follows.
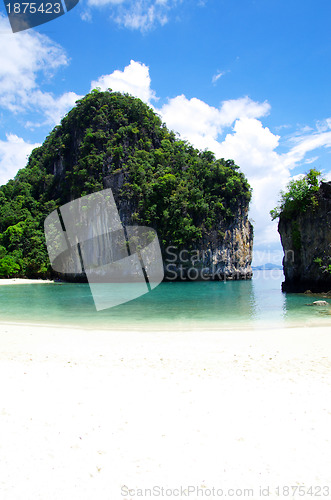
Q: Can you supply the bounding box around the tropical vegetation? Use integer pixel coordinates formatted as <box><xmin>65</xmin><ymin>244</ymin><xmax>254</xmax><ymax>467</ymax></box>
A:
<box><xmin>270</xmin><ymin>169</ymin><xmax>322</xmax><ymax>220</ymax></box>
<box><xmin>0</xmin><ymin>89</ymin><xmax>252</xmax><ymax>278</ymax></box>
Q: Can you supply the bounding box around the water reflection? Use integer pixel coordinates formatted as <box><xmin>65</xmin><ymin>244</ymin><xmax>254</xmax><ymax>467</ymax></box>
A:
<box><xmin>251</xmin><ymin>270</ymin><xmax>286</xmax><ymax>325</ymax></box>
<box><xmin>0</xmin><ymin>270</ymin><xmax>330</xmax><ymax>329</ymax></box>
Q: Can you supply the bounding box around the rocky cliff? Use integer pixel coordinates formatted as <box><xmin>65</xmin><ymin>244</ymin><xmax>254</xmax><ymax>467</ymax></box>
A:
<box><xmin>278</xmin><ymin>181</ymin><xmax>331</xmax><ymax>292</ymax></box>
<box><xmin>105</xmin><ymin>172</ymin><xmax>253</xmax><ymax>280</ymax></box>
<box><xmin>0</xmin><ymin>90</ymin><xmax>253</xmax><ymax>280</ymax></box>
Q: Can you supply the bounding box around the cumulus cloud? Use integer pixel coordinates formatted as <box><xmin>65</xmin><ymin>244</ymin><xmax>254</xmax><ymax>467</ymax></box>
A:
<box><xmin>154</xmin><ymin>90</ymin><xmax>331</xmax><ymax>256</ymax></box>
<box><xmin>157</xmin><ymin>93</ymin><xmax>278</xmax><ymax>245</ymax></box>
<box><xmin>91</xmin><ymin>60</ymin><xmax>157</xmax><ymax>103</ymax></box>
<box><xmin>0</xmin><ymin>15</ymin><xmax>81</xmax><ymax>126</ymax></box>
<box><xmin>0</xmin><ymin>15</ymin><xmax>67</xmax><ymax>113</ymax></box>
<box><xmin>218</xmin><ymin>118</ymin><xmax>288</xmax><ymax>249</ymax></box>
<box><xmin>0</xmin><ymin>134</ymin><xmax>40</xmax><ymax>185</ymax></box>
<box><xmin>218</xmin><ymin>97</ymin><xmax>270</xmax><ymax>127</ymax></box>
<box><xmin>159</xmin><ymin>95</ymin><xmax>270</xmax><ymax>150</ymax></box>
<box><xmin>88</xmin><ymin>60</ymin><xmax>331</xmax><ymax>258</ymax></box>
<box><xmin>160</xmin><ymin>95</ymin><xmax>222</xmax><ymax>151</ymax></box>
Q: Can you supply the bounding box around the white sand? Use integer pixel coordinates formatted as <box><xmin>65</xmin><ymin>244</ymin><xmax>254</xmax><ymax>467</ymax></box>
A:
<box><xmin>0</xmin><ymin>279</ymin><xmax>54</xmax><ymax>285</ymax></box>
<box><xmin>0</xmin><ymin>323</ymin><xmax>331</xmax><ymax>499</ymax></box>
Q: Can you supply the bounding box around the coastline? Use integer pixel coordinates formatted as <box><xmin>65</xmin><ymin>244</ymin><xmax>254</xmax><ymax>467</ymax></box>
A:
<box><xmin>0</xmin><ymin>278</ymin><xmax>54</xmax><ymax>285</ymax></box>
<box><xmin>0</xmin><ymin>315</ymin><xmax>331</xmax><ymax>331</ymax></box>
<box><xmin>0</xmin><ymin>322</ymin><xmax>331</xmax><ymax>498</ymax></box>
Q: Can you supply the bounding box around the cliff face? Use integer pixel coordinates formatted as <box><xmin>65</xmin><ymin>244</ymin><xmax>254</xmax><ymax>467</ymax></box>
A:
<box><xmin>105</xmin><ymin>172</ymin><xmax>253</xmax><ymax>281</ymax></box>
<box><xmin>278</xmin><ymin>181</ymin><xmax>331</xmax><ymax>292</ymax></box>
<box><xmin>0</xmin><ymin>90</ymin><xmax>253</xmax><ymax>280</ymax></box>
<box><xmin>48</xmin><ymin>178</ymin><xmax>253</xmax><ymax>282</ymax></box>
<box><xmin>161</xmin><ymin>208</ymin><xmax>253</xmax><ymax>281</ymax></box>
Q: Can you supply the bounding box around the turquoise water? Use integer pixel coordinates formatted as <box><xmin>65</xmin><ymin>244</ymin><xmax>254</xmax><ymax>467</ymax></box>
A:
<box><xmin>0</xmin><ymin>270</ymin><xmax>330</xmax><ymax>330</ymax></box>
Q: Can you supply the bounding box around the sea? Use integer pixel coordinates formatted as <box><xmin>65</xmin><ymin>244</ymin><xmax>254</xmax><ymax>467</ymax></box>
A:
<box><xmin>0</xmin><ymin>270</ymin><xmax>330</xmax><ymax>330</ymax></box>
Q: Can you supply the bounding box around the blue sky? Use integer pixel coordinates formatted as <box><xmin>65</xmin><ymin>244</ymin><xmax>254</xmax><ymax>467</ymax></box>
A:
<box><xmin>1</xmin><ymin>0</ymin><xmax>331</xmax><ymax>264</ymax></box>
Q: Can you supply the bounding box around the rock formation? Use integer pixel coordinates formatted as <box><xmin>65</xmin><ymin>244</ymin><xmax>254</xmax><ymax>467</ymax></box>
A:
<box><xmin>278</xmin><ymin>181</ymin><xmax>331</xmax><ymax>292</ymax></box>
<box><xmin>0</xmin><ymin>90</ymin><xmax>253</xmax><ymax>280</ymax></box>
<box><xmin>105</xmin><ymin>169</ymin><xmax>253</xmax><ymax>281</ymax></box>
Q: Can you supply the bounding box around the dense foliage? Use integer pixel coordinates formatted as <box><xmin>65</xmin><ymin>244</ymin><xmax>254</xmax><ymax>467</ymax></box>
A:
<box><xmin>270</xmin><ymin>169</ymin><xmax>321</xmax><ymax>221</ymax></box>
<box><xmin>271</xmin><ymin>169</ymin><xmax>331</xmax><ymax>278</ymax></box>
<box><xmin>0</xmin><ymin>89</ymin><xmax>251</xmax><ymax>278</ymax></box>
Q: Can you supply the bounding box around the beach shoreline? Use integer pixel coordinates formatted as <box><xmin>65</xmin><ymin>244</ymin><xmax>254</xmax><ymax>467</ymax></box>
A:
<box><xmin>0</xmin><ymin>278</ymin><xmax>54</xmax><ymax>285</ymax></box>
<box><xmin>0</xmin><ymin>322</ymin><xmax>331</xmax><ymax>499</ymax></box>
<box><xmin>0</xmin><ymin>315</ymin><xmax>330</xmax><ymax>331</ymax></box>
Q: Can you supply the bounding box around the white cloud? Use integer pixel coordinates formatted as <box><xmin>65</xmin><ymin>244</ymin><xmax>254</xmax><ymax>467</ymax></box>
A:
<box><xmin>91</xmin><ymin>60</ymin><xmax>157</xmax><ymax>103</ymax></box>
<box><xmin>220</xmin><ymin>118</ymin><xmax>280</xmax><ymax>160</ymax></box>
<box><xmin>158</xmin><ymin>94</ymin><xmax>271</xmax><ymax>160</ymax></box>
<box><xmin>0</xmin><ymin>15</ymin><xmax>67</xmax><ymax>112</ymax></box>
<box><xmin>304</xmin><ymin>156</ymin><xmax>319</xmax><ymax>165</ymax></box>
<box><xmin>274</xmin><ymin>124</ymin><xmax>291</xmax><ymax>131</ymax></box>
<box><xmin>114</xmin><ymin>2</ymin><xmax>168</xmax><ymax>30</ymax></box>
<box><xmin>156</xmin><ymin>90</ymin><xmax>330</xmax><ymax>253</ymax></box>
<box><xmin>80</xmin><ymin>10</ymin><xmax>93</xmax><ymax>22</ymax></box>
<box><xmin>316</xmin><ymin>118</ymin><xmax>331</xmax><ymax>133</ymax></box>
<box><xmin>89</xmin><ymin>60</ymin><xmax>281</xmax><ymax>247</ymax></box>
<box><xmin>212</xmin><ymin>71</ymin><xmax>225</xmax><ymax>84</ymax></box>
<box><xmin>27</xmin><ymin>91</ymin><xmax>82</xmax><ymax>128</ymax></box>
<box><xmin>74</xmin><ymin>59</ymin><xmax>287</xmax><ymax>254</ymax></box>
<box><xmin>0</xmin><ymin>15</ymin><xmax>81</xmax><ymax>126</ymax></box>
<box><xmin>156</xmin><ymin>94</ymin><xmax>286</xmax><ymax>251</ymax></box>
<box><xmin>85</xmin><ymin>0</ymin><xmax>175</xmax><ymax>31</ymax></box>
<box><xmin>0</xmin><ymin>134</ymin><xmax>40</xmax><ymax>185</ymax></box>
<box><xmin>283</xmin><ymin>130</ymin><xmax>331</xmax><ymax>169</ymax></box>
<box><xmin>160</xmin><ymin>95</ymin><xmax>222</xmax><ymax>150</ymax></box>
<box><xmin>92</xmin><ymin>63</ymin><xmax>328</xmax><ymax>254</ymax></box>
<box><xmin>218</xmin><ymin>97</ymin><xmax>270</xmax><ymax>127</ymax></box>
<box><xmin>159</xmin><ymin>95</ymin><xmax>270</xmax><ymax>142</ymax></box>
<box><xmin>88</xmin><ymin>0</ymin><xmax>125</xmax><ymax>6</ymax></box>
<box><xmin>216</xmin><ymin>118</ymin><xmax>288</xmax><ymax>249</ymax></box>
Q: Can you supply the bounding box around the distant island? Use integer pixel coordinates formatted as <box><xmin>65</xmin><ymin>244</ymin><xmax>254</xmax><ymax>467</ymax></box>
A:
<box><xmin>0</xmin><ymin>90</ymin><xmax>253</xmax><ymax>281</ymax></box>
<box><xmin>252</xmin><ymin>263</ymin><xmax>283</xmax><ymax>271</ymax></box>
<box><xmin>271</xmin><ymin>170</ymin><xmax>331</xmax><ymax>293</ymax></box>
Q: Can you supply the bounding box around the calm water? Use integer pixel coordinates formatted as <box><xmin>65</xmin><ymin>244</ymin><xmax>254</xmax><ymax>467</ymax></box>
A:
<box><xmin>0</xmin><ymin>271</ymin><xmax>330</xmax><ymax>330</ymax></box>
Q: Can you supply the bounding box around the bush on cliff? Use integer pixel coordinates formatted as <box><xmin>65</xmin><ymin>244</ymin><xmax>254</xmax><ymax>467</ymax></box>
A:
<box><xmin>270</xmin><ymin>169</ymin><xmax>322</xmax><ymax>221</ymax></box>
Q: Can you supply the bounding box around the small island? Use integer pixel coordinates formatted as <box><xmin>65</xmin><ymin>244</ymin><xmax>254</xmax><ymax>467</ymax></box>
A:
<box><xmin>0</xmin><ymin>90</ymin><xmax>253</xmax><ymax>281</ymax></box>
<box><xmin>271</xmin><ymin>170</ymin><xmax>331</xmax><ymax>293</ymax></box>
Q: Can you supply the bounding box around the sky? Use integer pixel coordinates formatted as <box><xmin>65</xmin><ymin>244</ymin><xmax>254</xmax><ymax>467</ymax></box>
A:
<box><xmin>1</xmin><ymin>0</ymin><xmax>331</xmax><ymax>265</ymax></box>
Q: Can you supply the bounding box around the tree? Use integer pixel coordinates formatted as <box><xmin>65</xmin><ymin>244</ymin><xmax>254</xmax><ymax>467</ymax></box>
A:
<box><xmin>0</xmin><ymin>256</ymin><xmax>20</xmax><ymax>277</ymax></box>
<box><xmin>270</xmin><ymin>169</ymin><xmax>322</xmax><ymax>220</ymax></box>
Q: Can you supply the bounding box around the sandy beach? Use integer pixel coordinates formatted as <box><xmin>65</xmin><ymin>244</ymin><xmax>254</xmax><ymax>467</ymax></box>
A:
<box><xmin>0</xmin><ymin>279</ymin><xmax>54</xmax><ymax>286</ymax></box>
<box><xmin>0</xmin><ymin>322</ymin><xmax>331</xmax><ymax>499</ymax></box>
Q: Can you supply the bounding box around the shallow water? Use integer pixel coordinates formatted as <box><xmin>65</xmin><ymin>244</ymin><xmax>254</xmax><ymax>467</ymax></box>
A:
<box><xmin>0</xmin><ymin>270</ymin><xmax>330</xmax><ymax>330</ymax></box>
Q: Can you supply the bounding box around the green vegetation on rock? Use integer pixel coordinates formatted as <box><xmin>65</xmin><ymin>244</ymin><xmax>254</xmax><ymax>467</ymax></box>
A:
<box><xmin>273</xmin><ymin>170</ymin><xmax>331</xmax><ymax>290</ymax></box>
<box><xmin>270</xmin><ymin>169</ymin><xmax>321</xmax><ymax>220</ymax></box>
<box><xmin>0</xmin><ymin>89</ymin><xmax>252</xmax><ymax>278</ymax></box>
